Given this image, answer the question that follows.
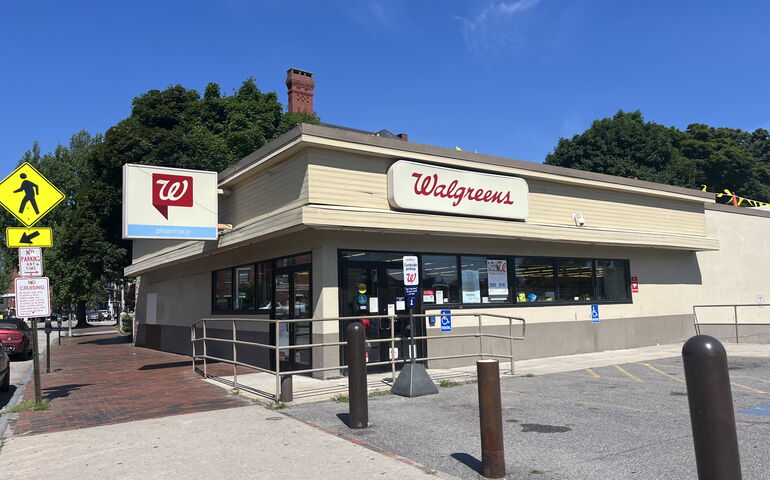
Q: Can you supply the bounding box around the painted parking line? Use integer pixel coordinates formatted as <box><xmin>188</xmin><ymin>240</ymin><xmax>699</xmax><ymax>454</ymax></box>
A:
<box><xmin>500</xmin><ymin>389</ymin><xmax>770</xmax><ymax>429</ymax></box>
<box><xmin>585</xmin><ymin>368</ymin><xmax>601</xmax><ymax>379</ymax></box>
<box><xmin>732</xmin><ymin>374</ymin><xmax>770</xmax><ymax>385</ymax></box>
<box><xmin>613</xmin><ymin>364</ymin><xmax>643</xmax><ymax>383</ymax></box>
<box><xmin>641</xmin><ymin>363</ymin><xmax>686</xmax><ymax>383</ymax></box>
<box><xmin>642</xmin><ymin>363</ymin><xmax>767</xmax><ymax>394</ymax></box>
<box><xmin>740</xmin><ymin>404</ymin><xmax>770</xmax><ymax>416</ymax></box>
<box><xmin>729</xmin><ymin>382</ymin><xmax>767</xmax><ymax>395</ymax></box>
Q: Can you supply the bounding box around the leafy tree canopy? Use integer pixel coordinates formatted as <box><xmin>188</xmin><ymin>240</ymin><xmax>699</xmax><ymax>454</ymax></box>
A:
<box><xmin>545</xmin><ymin>110</ymin><xmax>770</xmax><ymax>202</ymax></box>
<box><xmin>3</xmin><ymin>77</ymin><xmax>318</xmax><ymax>321</ymax></box>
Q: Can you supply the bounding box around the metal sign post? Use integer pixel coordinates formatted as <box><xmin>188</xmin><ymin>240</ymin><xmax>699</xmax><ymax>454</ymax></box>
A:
<box><xmin>392</xmin><ymin>256</ymin><xmax>438</xmax><ymax>398</ymax></box>
<box><xmin>29</xmin><ymin>317</ymin><xmax>41</xmax><ymax>403</ymax></box>
<box><xmin>15</xmin><ymin>277</ymin><xmax>51</xmax><ymax>404</ymax></box>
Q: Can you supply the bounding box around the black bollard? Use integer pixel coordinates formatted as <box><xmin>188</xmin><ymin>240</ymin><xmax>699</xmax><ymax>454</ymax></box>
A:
<box><xmin>280</xmin><ymin>375</ymin><xmax>293</xmax><ymax>403</ymax></box>
<box><xmin>44</xmin><ymin>319</ymin><xmax>52</xmax><ymax>374</ymax></box>
<box><xmin>682</xmin><ymin>335</ymin><xmax>742</xmax><ymax>480</ymax></box>
<box><xmin>346</xmin><ymin>322</ymin><xmax>368</xmax><ymax>429</ymax></box>
<box><xmin>477</xmin><ymin>359</ymin><xmax>506</xmax><ymax>478</ymax></box>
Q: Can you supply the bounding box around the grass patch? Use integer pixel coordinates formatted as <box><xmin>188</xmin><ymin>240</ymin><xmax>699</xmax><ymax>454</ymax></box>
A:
<box><xmin>522</xmin><ymin>373</ymin><xmax>536</xmax><ymax>378</ymax></box>
<box><xmin>268</xmin><ymin>401</ymin><xmax>288</xmax><ymax>410</ymax></box>
<box><xmin>332</xmin><ymin>393</ymin><xmax>349</xmax><ymax>403</ymax></box>
<box><xmin>439</xmin><ymin>379</ymin><xmax>458</xmax><ymax>388</ymax></box>
<box><xmin>8</xmin><ymin>399</ymin><xmax>50</xmax><ymax>413</ymax></box>
<box><xmin>368</xmin><ymin>389</ymin><xmax>392</xmax><ymax>397</ymax></box>
<box><xmin>530</xmin><ymin>469</ymin><xmax>545</xmax><ymax>474</ymax></box>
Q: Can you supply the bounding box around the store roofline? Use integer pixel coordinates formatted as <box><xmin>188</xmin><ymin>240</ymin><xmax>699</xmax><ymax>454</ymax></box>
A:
<box><xmin>218</xmin><ymin>123</ymin><xmax>715</xmax><ymax>202</ymax></box>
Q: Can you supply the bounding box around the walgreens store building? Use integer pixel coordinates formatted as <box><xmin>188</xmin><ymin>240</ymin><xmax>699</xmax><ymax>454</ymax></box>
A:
<box><xmin>126</xmin><ymin>123</ymin><xmax>770</xmax><ymax>374</ymax></box>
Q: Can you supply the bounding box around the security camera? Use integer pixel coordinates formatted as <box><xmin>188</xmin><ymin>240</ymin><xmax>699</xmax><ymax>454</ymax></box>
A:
<box><xmin>572</xmin><ymin>213</ymin><xmax>585</xmax><ymax>227</ymax></box>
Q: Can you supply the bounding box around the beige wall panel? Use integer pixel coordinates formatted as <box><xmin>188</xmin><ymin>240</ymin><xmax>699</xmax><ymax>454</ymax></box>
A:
<box><xmin>526</xmin><ymin>180</ymin><xmax>705</xmax><ymax>236</ymax></box>
<box><xmin>306</xmin><ymin>149</ymin><xmax>390</xmax><ymax>209</ymax></box>
<box><xmin>302</xmin><ymin>207</ymin><xmax>717</xmax><ymax>251</ymax></box>
<box><xmin>696</xmin><ymin>210</ymin><xmax>770</xmax><ymax>307</ymax></box>
<box><xmin>304</xmin><ymin>150</ymin><xmax>705</xmax><ymax>237</ymax></box>
<box><xmin>219</xmin><ymin>152</ymin><xmax>309</xmax><ymax>227</ymax></box>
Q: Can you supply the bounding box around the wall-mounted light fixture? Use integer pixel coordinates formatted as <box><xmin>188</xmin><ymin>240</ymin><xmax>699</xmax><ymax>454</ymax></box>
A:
<box><xmin>572</xmin><ymin>212</ymin><xmax>585</xmax><ymax>227</ymax></box>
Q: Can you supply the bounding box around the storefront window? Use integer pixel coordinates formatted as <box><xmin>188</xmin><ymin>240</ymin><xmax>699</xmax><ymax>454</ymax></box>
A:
<box><xmin>595</xmin><ymin>259</ymin><xmax>630</xmax><ymax>301</ymax></box>
<box><xmin>422</xmin><ymin>255</ymin><xmax>459</xmax><ymax>305</ymax></box>
<box><xmin>515</xmin><ymin>258</ymin><xmax>555</xmax><ymax>303</ymax></box>
<box><xmin>213</xmin><ymin>269</ymin><xmax>233</xmax><ymax>311</ymax></box>
<box><xmin>459</xmin><ymin>257</ymin><xmax>511</xmax><ymax>304</ymax></box>
<box><xmin>235</xmin><ymin>266</ymin><xmax>255</xmax><ymax>311</ymax></box>
<box><xmin>557</xmin><ymin>259</ymin><xmax>593</xmax><ymax>302</ymax></box>
<box><xmin>256</xmin><ymin>262</ymin><xmax>273</xmax><ymax>312</ymax></box>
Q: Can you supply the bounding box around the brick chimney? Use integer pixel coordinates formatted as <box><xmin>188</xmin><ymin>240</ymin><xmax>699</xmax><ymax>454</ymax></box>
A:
<box><xmin>286</xmin><ymin>68</ymin><xmax>315</xmax><ymax>115</ymax></box>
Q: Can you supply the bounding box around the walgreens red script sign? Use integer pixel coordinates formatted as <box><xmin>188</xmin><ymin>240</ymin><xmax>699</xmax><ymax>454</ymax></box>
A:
<box><xmin>152</xmin><ymin>173</ymin><xmax>194</xmax><ymax>219</ymax></box>
<box><xmin>387</xmin><ymin>160</ymin><xmax>529</xmax><ymax>220</ymax></box>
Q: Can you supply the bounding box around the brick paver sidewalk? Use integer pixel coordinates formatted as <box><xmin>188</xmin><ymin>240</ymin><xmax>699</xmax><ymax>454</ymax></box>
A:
<box><xmin>10</xmin><ymin>329</ymin><xmax>249</xmax><ymax>436</ymax></box>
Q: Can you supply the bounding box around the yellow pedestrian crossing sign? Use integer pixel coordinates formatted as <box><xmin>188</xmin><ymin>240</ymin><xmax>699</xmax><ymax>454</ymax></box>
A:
<box><xmin>6</xmin><ymin>227</ymin><xmax>53</xmax><ymax>248</ymax></box>
<box><xmin>0</xmin><ymin>163</ymin><xmax>64</xmax><ymax>227</ymax></box>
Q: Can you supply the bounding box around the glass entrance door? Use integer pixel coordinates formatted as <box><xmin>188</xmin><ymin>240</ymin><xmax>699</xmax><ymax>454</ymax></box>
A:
<box><xmin>340</xmin><ymin>259</ymin><xmax>425</xmax><ymax>369</ymax></box>
<box><xmin>274</xmin><ymin>268</ymin><xmax>312</xmax><ymax>371</ymax></box>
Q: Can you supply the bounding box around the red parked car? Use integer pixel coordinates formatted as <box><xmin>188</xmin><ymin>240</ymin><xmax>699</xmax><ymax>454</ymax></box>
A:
<box><xmin>0</xmin><ymin>318</ymin><xmax>33</xmax><ymax>360</ymax></box>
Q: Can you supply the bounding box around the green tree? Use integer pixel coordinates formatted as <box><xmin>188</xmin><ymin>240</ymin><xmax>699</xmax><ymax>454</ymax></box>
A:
<box><xmin>4</xmin><ymin>77</ymin><xmax>318</xmax><ymax>327</ymax></box>
<box><xmin>546</xmin><ymin>110</ymin><xmax>770</xmax><ymax>203</ymax></box>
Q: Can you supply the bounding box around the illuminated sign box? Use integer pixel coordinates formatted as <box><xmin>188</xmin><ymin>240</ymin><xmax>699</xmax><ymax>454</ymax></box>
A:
<box><xmin>387</xmin><ymin>160</ymin><xmax>529</xmax><ymax>220</ymax></box>
<box><xmin>122</xmin><ymin>164</ymin><xmax>218</xmax><ymax>240</ymax></box>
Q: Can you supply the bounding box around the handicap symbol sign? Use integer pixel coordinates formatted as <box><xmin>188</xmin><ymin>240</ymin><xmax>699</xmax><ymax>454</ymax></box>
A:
<box><xmin>591</xmin><ymin>305</ymin><xmax>599</xmax><ymax>324</ymax></box>
<box><xmin>440</xmin><ymin>310</ymin><xmax>452</xmax><ymax>332</ymax></box>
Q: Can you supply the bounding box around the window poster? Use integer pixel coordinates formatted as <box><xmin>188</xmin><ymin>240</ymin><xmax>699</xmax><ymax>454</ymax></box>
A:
<box><xmin>487</xmin><ymin>259</ymin><xmax>509</xmax><ymax>296</ymax></box>
<box><xmin>423</xmin><ymin>289</ymin><xmax>435</xmax><ymax>303</ymax></box>
<box><xmin>462</xmin><ymin>269</ymin><xmax>481</xmax><ymax>303</ymax></box>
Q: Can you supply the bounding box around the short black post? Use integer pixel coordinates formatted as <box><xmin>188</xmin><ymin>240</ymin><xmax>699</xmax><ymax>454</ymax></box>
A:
<box><xmin>57</xmin><ymin>317</ymin><xmax>62</xmax><ymax>346</ymax></box>
<box><xmin>682</xmin><ymin>335</ymin><xmax>742</xmax><ymax>480</ymax></box>
<box><xmin>346</xmin><ymin>322</ymin><xmax>368</xmax><ymax>429</ymax></box>
<box><xmin>279</xmin><ymin>375</ymin><xmax>293</xmax><ymax>403</ymax></box>
<box><xmin>477</xmin><ymin>359</ymin><xmax>506</xmax><ymax>478</ymax></box>
<box><xmin>44</xmin><ymin>318</ymin><xmax>52</xmax><ymax>374</ymax></box>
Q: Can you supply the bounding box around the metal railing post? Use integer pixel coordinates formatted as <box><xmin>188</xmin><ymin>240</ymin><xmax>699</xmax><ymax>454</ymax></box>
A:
<box><xmin>390</xmin><ymin>315</ymin><xmax>396</xmax><ymax>384</ymax></box>
<box><xmin>508</xmin><ymin>317</ymin><xmax>515</xmax><ymax>375</ymax></box>
<box><xmin>275</xmin><ymin>320</ymin><xmax>281</xmax><ymax>403</ymax></box>
<box><xmin>191</xmin><ymin>325</ymin><xmax>196</xmax><ymax>372</ymax></box>
<box><xmin>232</xmin><ymin>320</ymin><xmax>238</xmax><ymax>392</ymax></box>
<box><xmin>478</xmin><ymin>315</ymin><xmax>484</xmax><ymax>359</ymax></box>
<box><xmin>693</xmin><ymin>305</ymin><xmax>699</xmax><ymax>335</ymax></box>
<box><xmin>734</xmin><ymin>305</ymin><xmax>739</xmax><ymax>343</ymax></box>
<box><xmin>202</xmin><ymin>320</ymin><xmax>208</xmax><ymax>379</ymax></box>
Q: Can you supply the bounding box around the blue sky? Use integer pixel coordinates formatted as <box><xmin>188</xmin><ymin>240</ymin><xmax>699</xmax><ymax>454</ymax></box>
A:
<box><xmin>2</xmin><ymin>0</ymin><xmax>769</xmax><ymax>174</ymax></box>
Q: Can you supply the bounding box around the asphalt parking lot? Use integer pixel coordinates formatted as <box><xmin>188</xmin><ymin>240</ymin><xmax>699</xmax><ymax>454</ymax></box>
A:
<box><xmin>289</xmin><ymin>356</ymin><xmax>770</xmax><ymax>479</ymax></box>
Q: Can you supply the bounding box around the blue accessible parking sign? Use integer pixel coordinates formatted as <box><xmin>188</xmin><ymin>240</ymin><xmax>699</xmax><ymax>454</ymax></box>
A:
<box><xmin>591</xmin><ymin>305</ymin><xmax>600</xmax><ymax>324</ymax></box>
<box><xmin>440</xmin><ymin>310</ymin><xmax>452</xmax><ymax>332</ymax></box>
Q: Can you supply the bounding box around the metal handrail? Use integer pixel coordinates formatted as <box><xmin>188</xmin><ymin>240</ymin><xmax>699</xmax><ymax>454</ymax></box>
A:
<box><xmin>693</xmin><ymin>303</ymin><xmax>770</xmax><ymax>342</ymax></box>
<box><xmin>191</xmin><ymin>312</ymin><xmax>525</xmax><ymax>402</ymax></box>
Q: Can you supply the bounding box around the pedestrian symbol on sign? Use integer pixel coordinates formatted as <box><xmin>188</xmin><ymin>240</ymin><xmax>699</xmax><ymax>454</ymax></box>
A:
<box><xmin>14</xmin><ymin>173</ymin><xmax>39</xmax><ymax>215</ymax></box>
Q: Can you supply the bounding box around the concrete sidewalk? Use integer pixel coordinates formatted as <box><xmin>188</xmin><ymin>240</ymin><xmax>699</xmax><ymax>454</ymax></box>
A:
<box><xmin>0</xmin><ymin>405</ymin><xmax>457</xmax><ymax>480</ymax></box>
